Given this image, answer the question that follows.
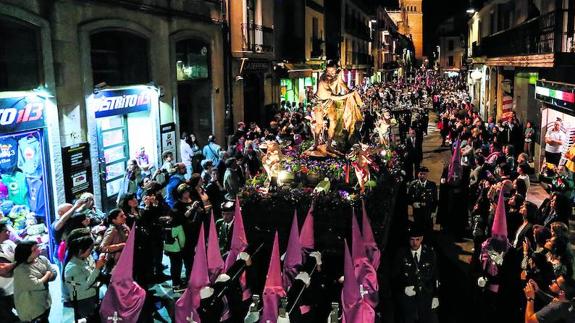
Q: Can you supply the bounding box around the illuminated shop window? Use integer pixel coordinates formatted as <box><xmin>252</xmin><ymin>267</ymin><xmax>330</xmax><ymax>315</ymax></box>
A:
<box><xmin>176</xmin><ymin>39</ymin><xmax>210</xmax><ymax>81</ymax></box>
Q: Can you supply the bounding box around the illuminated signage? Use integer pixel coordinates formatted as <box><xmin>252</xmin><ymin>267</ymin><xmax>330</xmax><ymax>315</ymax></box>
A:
<box><xmin>92</xmin><ymin>86</ymin><xmax>156</xmax><ymax>118</ymax></box>
<box><xmin>536</xmin><ymin>81</ymin><xmax>575</xmax><ymax>113</ymax></box>
<box><xmin>535</xmin><ymin>86</ymin><xmax>575</xmax><ymax>103</ymax></box>
<box><xmin>0</xmin><ymin>93</ymin><xmax>46</xmax><ymax>133</ymax></box>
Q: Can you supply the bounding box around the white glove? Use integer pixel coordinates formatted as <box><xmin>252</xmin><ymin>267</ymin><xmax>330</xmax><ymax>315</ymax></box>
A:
<box><xmin>477</xmin><ymin>277</ymin><xmax>487</xmax><ymax>288</ymax></box>
<box><xmin>440</xmin><ymin>178</ymin><xmax>446</xmax><ymax>184</ymax></box>
<box><xmin>404</xmin><ymin>286</ymin><xmax>416</xmax><ymax>297</ymax></box>
<box><xmin>277</xmin><ymin>315</ymin><xmax>291</xmax><ymax>323</ymax></box>
<box><xmin>413</xmin><ymin>202</ymin><xmax>420</xmax><ymax>209</ymax></box>
<box><xmin>295</xmin><ymin>272</ymin><xmax>311</xmax><ymax>287</ymax></box>
<box><xmin>200</xmin><ymin>286</ymin><xmax>214</xmax><ymax>299</ymax></box>
<box><xmin>244</xmin><ymin>311</ymin><xmax>260</xmax><ymax>323</ymax></box>
<box><xmin>431</xmin><ymin>297</ymin><xmax>439</xmax><ymax>309</ymax></box>
<box><xmin>310</xmin><ymin>251</ymin><xmax>322</xmax><ymax>266</ymax></box>
<box><xmin>237</xmin><ymin>251</ymin><xmax>251</xmax><ymax>262</ymax></box>
<box><xmin>215</xmin><ymin>274</ymin><xmax>230</xmax><ymax>283</ymax></box>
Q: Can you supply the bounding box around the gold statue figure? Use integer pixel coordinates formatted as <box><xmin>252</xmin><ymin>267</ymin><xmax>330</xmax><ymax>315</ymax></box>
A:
<box><xmin>311</xmin><ymin>61</ymin><xmax>364</xmax><ymax>153</ymax></box>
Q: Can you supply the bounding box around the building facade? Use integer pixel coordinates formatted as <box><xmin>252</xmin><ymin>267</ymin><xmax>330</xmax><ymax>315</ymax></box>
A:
<box><xmin>0</xmin><ymin>0</ymin><xmax>226</xmax><ymax>217</ymax></box>
<box><xmin>229</xmin><ymin>0</ymin><xmax>276</xmax><ymax>128</ymax></box>
<box><xmin>275</xmin><ymin>0</ymin><xmax>326</xmax><ymax>108</ymax></box>
<box><xmin>373</xmin><ymin>6</ymin><xmax>416</xmax><ymax>82</ymax></box>
<box><xmin>437</xmin><ymin>16</ymin><xmax>466</xmax><ymax>73</ymax></box>
<box><xmin>468</xmin><ymin>0</ymin><xmax>575</xmax><ymax>168</ymax></box>
<box><xmin>325</xmin><ymin>0</ymin><xmax>376</xmax><ymax>88</ymax></box>
<box><xmin>388</xmin><ymin>0</ymin><xmax>423</xmax><ymax>60</ymax></box>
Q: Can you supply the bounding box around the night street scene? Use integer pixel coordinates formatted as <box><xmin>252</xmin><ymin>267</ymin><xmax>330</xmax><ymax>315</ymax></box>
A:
<box><xmin>2</xmin><ymin>0</ymin><xmax>575</xmax><ymax>322</ymax></box>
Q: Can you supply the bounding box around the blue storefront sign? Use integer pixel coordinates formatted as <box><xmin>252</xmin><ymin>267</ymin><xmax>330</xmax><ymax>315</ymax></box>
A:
<box><xmin>92</xmin><ymin>86</ymin><xmax>155</xmax><ymax>118</ymax></box>
<box><xmin>0</xmin><ymin>93</ymin><xmax>47</xmax><ymax>133</ymax></box>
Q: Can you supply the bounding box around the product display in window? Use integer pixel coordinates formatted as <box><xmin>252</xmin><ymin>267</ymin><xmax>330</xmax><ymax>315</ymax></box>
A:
<box><xmin>0</xmin><ymin>130</ymin><xmax>49</xmax><ymax>249</ymax></box>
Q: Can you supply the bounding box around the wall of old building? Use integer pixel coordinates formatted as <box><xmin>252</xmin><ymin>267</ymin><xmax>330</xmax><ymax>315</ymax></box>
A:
<box><xmin>0</xmin><ymin>0</ymin><xmax>225</xmax><ymax>208</ymax></box>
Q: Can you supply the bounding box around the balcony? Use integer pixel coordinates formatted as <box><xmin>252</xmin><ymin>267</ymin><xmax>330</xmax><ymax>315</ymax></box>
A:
<box><xmin>474</xmin><ymin>10</ymin><xmax>574</xmax><ymax>58</ymax></box>
<box><xmin>241</xmin><ymin>23</ymin><xmax>274</xmax><ymax>54</ymax></box>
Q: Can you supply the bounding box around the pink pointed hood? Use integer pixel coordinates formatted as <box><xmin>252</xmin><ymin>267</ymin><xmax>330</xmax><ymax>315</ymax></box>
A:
<box><xmin>283</xmin><ymin>210</ymin><xmax>302</xmax><ymax>291</ymax></box>
<box><xmin>262</xmin><ymin>232</ymin><xmax>286</xmax><ymax>323</ymax></box>
<box><xmin>342</xmin><ymin>240</ymin><xmax>376</xmax><ymax>323</ymax></box>
<box><xmin>300</xmin><ymin>203</ymin><xmax>315</xmax><ymax>251</ymax></box>
<box><xmin>362</xmin><ymin>201</ymin><xmax>380</xmax><ymax>270</ymax></box>
<box><xmin>491</xmin><ymin>187</ymin><xmax>508</xmax><ymax>239</ymax></box>
<box><xmin>207</xmin><ymin>211</ymin><xmax>225</xmax><ymax>283</ymax></box>
<box><xmin>352</xmin><ymin>210</ymin><xmax>379</xmax><ymax>309</ymax></box>
<box><xmin>224</xmin><ymin>197</ymin><xmax>248</xmax><ymax>270</ymax></box>
<box><xmin>342</xmin><ymin>240</ymin><xmax>361</xmax><ymax>314</ymax></box>
<box><xmin>100</xmin><ymin>224</ymin><xmax>146</xmax><ymax>322</ymax></box>
<box><xmin>175</xmin><ymin>224</ymin><xmax>210</xmax><ymax>323</ymax></box>
<box><xmin>352</xmin><ymin>210</ymin><xmax>367</xmax><ymax>261</ymax></box>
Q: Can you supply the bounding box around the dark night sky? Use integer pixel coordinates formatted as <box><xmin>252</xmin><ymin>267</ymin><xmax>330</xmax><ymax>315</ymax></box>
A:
<box><xmin>377</xmin><ymin>0</ymin><xmax>469</xmax><ymax>56</ymax></box>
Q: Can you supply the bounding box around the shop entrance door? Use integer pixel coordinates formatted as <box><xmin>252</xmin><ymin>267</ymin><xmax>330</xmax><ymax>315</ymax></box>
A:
<box><xmin>96</xmin><ymin>115</ymin><xmax>129</xmax><ymax>211</ymax></box>
<box><xmin>243</xmin><ymin>73</ymin><xmax>264</xmax><ymax>126</ymax></box>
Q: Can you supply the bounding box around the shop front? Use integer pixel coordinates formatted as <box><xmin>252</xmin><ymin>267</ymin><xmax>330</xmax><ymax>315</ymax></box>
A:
<box><xmin>0</xmin><ymin>91</ymin><xmax>56</xmax><ymax>257</ymax></box>
<box><xmin>280</xmin><ymin>76</ymin><xmax>317</xmax><ymax>108</ymax></box>
<box><xmin>279</xmin><ymin>63</ymin><xmax>322</xmax><ymax>110</ymax></box>
<box><xmin>535</xmin><ymin>80</ymin><xmax>575</xmax><ymax>169</ymax></box>
<box><xmin>87</xmin><ymin>85</ymin><xmax>161</xmax><ymax>211</ymax></box>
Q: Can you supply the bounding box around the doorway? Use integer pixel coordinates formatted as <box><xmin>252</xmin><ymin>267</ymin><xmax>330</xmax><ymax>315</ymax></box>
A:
<box><xmin>243</xmin><ymin>73</ymin><xmax>264</xmax><ymax>126</ymax></box>
<box><xmin>175</xmin><ymin>39</ymin><xmax>212</xmax><ymax>143</ymax></box>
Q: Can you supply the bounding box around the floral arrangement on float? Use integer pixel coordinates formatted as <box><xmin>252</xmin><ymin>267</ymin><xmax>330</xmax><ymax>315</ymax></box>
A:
<box><xmin>243</xmin><ymin>138</ymin><xmax>405</xmax><ymax>203</ymax></box>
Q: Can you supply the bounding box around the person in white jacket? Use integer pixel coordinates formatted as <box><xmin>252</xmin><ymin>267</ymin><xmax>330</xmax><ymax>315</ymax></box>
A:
<box><xmin>180</xmin><ymin>132</ymin><xmax>194</xmax><ymax>179</ymax></box>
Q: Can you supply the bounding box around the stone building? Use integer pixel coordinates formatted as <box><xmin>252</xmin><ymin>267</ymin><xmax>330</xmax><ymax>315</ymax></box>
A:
<box><xmin>437</xmin><ymin>16</ymin><xmax>466</xmax><ymax>72</ymax></box>
<box><xmin>388</xmin><ymin>0</ymin><xmax>423</xmax><ymax>60</ymax></box>
<box><xmin>325</xmin><ymin>0</ymin><xmax>376</xmax><ymax>87</ymax></box>
<box><xmin>229</xmin><ymin>0</ymin><xmax>276</xmax><ymax>128</ymax></box>
<box><xmin>0</xmin><ymin>0</ymin><xmax>225</xmax><ymax>213</ymax></box>
<box><xmin>274</xmin><ymin>0</ymin><xmax>326</xmax><ymax>108</ymax></box>
<box><xmin>468</xmin><ymin>0</ymin><xmax>575</xmax><ymax>169</ymax></box>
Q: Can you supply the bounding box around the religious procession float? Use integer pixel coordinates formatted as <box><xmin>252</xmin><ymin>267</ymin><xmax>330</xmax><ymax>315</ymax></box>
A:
<box><xmin>237</xmin><ymin>62</ymin><xmax>417</xmax><ymax>259</ymax></box>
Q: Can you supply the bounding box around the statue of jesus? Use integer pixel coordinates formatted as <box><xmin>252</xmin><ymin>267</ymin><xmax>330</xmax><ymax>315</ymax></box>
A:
<box><xmin>312</xmin><ymin>60</ymin><xmax>363</xmax><ymax>152</ymax></box>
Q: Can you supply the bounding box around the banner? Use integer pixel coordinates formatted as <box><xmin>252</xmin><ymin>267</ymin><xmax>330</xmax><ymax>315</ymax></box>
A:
<box><xmin>0</xmin><ymin>94</ymin><xmax>46</xmax><ymax>133</ymax></box>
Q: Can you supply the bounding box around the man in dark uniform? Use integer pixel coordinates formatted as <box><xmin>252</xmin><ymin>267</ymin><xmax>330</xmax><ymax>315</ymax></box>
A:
<box><xmin>215</xmin><ymin>201</ymin><xmax>235</xmax><ymax>254</ymax></box>
<box><xmin>407</xmin><ymin>167</ymin><xmax>438</xmax><ymax>233</ymax></box>
<box><xmin>393</xmin><ymin>225</ymin><xmax>439</xmax><ymax>323</ymax></box>
<box><xmin>405</xmin><ymin>128</ymin><xmax>423</xmax><ymax>180</ymax></box>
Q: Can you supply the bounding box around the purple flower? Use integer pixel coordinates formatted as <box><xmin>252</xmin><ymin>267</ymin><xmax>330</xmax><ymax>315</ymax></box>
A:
<box><xmin>338</xmin><ymin>190</ymin><xmax>350</xmax><ymax>199</ymax></box>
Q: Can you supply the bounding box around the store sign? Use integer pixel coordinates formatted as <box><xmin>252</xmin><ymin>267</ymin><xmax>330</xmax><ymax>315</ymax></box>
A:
<box><xmin>92</xmin><ymin>87</ymin><xmax>154</xmax><ymax>118</ymax></box>
<box><xmin>536</xmin><ymin>81</ymin><xmax>575</xmax><ymax>111</ymax></box>
<box><xmin>244</xmin><ymin>60</ymin><xmax>270</xmax><ymax>73</ymax></box>
<box><xmin>0</xmin><ymin>94</ymin><xmax>46</xmax><ymax>133</ymax></box>
<box><xmin>62</xmin><ymin>143</ymin><xmax>93</xmax><ymax>201</ymax></box>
